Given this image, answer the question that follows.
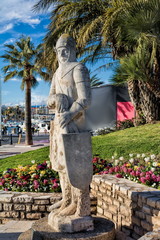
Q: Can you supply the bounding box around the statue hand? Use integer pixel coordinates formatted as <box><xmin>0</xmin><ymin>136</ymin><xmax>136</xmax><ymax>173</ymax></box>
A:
<box><xmin>59</xmin><ymin>112</ymin><xmax>72</xmax><ymax>128</ymax></box>
<box><xmin>47</xmin><ymin>96</ymin><xmax>55</xmax><ymax>108</ymax></box>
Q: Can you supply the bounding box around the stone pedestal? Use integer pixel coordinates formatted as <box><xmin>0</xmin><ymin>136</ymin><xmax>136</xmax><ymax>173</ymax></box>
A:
<box><xmin>18</xmin><ymin>216</ymin><xmax>115</xmax><ymax>240</ymax></box>
<box><xmin>48</xmin><ymin>213</ymin><xmax>94</xmax><ymax>233</ymax></box>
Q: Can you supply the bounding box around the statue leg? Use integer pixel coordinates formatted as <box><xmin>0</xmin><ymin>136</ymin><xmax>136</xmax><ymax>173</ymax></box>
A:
<box><xmin>49</xmin><ymin>171</ymin><xmax>71</xmax><ymax>212</ymax></box>
<box><xmin>58</xmin><ymin>185</ymin><xmax>77</xmax><ymax>216</ymax></box>
<box><xmin>75</xmin><ymin>186</ymin><xmax>91</xmax><ymax>217</ymax></box>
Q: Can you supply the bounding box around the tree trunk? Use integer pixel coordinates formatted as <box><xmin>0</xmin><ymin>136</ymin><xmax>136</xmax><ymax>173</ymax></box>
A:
<box><xmin>138</xmin><ymin>81</ymin><xmax>160</xmax><ymax>123</ymax></box>
<box><xmin>25</xmin><ymin>80</ymin><xmax>33</xmax><ymax>145</ymax></box>
<box><xmin>127</xmin><ymin>80</ymin><xmax>145</xmax><ymax>126</ymax></box>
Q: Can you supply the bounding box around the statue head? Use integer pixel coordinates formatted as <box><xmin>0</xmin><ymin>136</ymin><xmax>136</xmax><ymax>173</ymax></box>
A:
<box><xmin>55</xmin><ymin>34</ymin><xmax>76</xmax><ymax>63</ymax></box>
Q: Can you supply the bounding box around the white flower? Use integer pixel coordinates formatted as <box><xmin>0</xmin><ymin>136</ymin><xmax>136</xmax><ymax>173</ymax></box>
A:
<box><xmin>142</xmin><ymin>153</ymin><xmax>146</xmax><ymax>158</ymax></box>
<box><xmin>150</xmin><ymin>154</ymin><xmax>156</xmax><ymax>160</ymax></box>
<box><xmin>112</xmin><ymin>156</ymin><xmax>115</xmax><ymax>160</ymax></box>
<box><xmin>31</xmin><ymin>160</ymin><xmax>35</xmax><ymax>164</ymax></box>
<box><xmin>119</xmin><ymin>156</ymin><xmax>124</xmax><ymax>161</ymax></box>
<box><xmin>144</xmin><ymin>157</ymin><xmax>150</xmax><ymax>163</ymax></box>
<box><xmin>115</xmin><ymin>160</ymin><xmax>119</xmax><ymax>165</ymax></box>
<box><xmin>129</xmin><ymin>153</ymin><xmax>133</xmax><ymax>157</ymax></box>
<box><xmin>152</xmin><ymin>162</ymin><xmax>158</xmax><ymax>167</ymax></box>
<box><xmin>129</xmin><ymin>158</ymin><xmax>134</xmax><ymax>164</ymax></box>
<box><xmin>151</xmin><ymin>167</ymin><xmax>156</xmax><ymax>172</ymax></box>
<box><xmin>46</xmin><ymin>161</ymin><xmax>51</xmax><ymax>167</ymax></box>
<box><xmin>136</xmin><ymin>154</ymin><xmax>141</xmax><ymax>158</ymax></box>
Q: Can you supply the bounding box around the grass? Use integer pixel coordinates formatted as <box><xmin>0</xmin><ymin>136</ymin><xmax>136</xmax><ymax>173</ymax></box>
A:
<box><xmin>0</xmin><ymin>123</ymin><xmax>159</xmax><ymax>172</ymax></box>
<box><xmin>0</xmin><ymin>147</ymin><xmax>49</xmax><ymax>173</ymax></box>
<box><xmin>92</xmin><ymin>123</ymin><xmax>160</xmax><ymax>159</ymax></box>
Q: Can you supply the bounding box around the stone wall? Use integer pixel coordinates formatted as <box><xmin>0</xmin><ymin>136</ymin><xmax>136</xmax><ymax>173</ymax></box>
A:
<box><xmin>0</xmin><ymin>191</ymin><xmax>97</xmax><ymax>224</ymax></box>
<box><xmin>90</xmin><ymin>174</ymin><xmax>160</xmax><ymax>240</ymax></box>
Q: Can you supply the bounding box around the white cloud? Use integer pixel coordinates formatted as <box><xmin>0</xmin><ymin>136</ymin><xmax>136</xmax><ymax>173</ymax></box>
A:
<box><xmin>0</xmin><ymin>23</ymin><xmax>14</xmax><ymax>34</ymax></box>
<box><xmin>31</xmin><ymin>92</ymin><xmax>47</xmax><ymax>105</ymax></box>
<box><xmin>0</xmin><ymin>0</ymin><xmax>42</xmax><ymax>32</ymax></box>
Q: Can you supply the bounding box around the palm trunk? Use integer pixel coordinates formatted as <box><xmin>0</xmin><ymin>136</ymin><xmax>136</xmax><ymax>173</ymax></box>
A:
<box><xmin>25</xmin><ymin>80</ymin><xmax>33</xmax><ymax>145</ymax></box>
<box><xmin>127</xmin><ymin>80</ymin><xmax>145</xmax><ymax>126</ymax></box>
<box><xmin>138</xmin><ymin>81</ymin><xmax>160</xmax><ymax>123</ymax></box>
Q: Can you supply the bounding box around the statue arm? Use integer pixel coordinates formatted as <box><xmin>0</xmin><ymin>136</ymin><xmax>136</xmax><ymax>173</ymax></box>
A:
<box><xmin>47</xmin><ymin>74</ymin><xmax>56</xmax><ymax>109</ymax></box>
<box><xmin>70</xmin><ymin>63</ymin><xmax>91</xmax><ymax>115</ymax></box>
<box><xmin>59</xmin><ymin>64</ymin><xmax>91</xmax><ymax>128</ymax></box>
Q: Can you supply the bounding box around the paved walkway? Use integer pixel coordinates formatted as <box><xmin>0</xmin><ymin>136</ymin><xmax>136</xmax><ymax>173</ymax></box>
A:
<box><xmin>0</xmin><ymin>142</ymin><xmax>49</xmax><ymax>159</ymax></box>
<box><xmin>0</xmin><ymin>220</ymin><xmax>34</xmax><ymax>240</ymax></box>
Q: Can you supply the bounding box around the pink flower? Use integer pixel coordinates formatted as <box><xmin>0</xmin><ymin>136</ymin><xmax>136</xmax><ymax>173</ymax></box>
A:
<box><xmin>130</xmin><ymin>171</ymin><xmax>136</xmax><ymax>176</ymax></box>
<box><xmin>140</xmin><ymin>172</ymin><xmax>145</xmax><ymax>177</ymax></box>
<box><xmin>33</xmin><ymin>180</ymin><xmax>39</xmax><ymax>189</ymax></box>
<box><xmin>140</xmin><ymin>177</ymin><xmax>146</xmax><ymax>183</ymax></box>
<box><xmin>109</xmin><ymin>168</ymin><xmax>114</xmax><ymax>173</ymax></box>
<box><xmin>116</xmin><ymin>174</ymin><xmax>123</xmax><ymax>178</ymax></box>
<box><xmin>135</xmin><ymin>171</ymin><xmax>140</xmax><ymax>177</ymax></box>
<box><xmin>52</xmin><ymin>182</ymin><xmax>58</xmax><ymax>189</ymax></box>
<box><xmin>43</xmin><ymin>179</ymin><xmax>48</xmax><ymax>185</ymax></box>
<box><xmin>115</xmin><ymin>166</ymin><xmax>120</xmax><ymax>172</ymax></box>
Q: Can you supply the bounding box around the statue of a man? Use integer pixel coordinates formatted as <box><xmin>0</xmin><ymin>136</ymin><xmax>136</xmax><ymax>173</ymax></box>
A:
<box><xmin>48</xmin><ymin>34</ymin><xmax>92</xmax><ymax>223</ymax></box>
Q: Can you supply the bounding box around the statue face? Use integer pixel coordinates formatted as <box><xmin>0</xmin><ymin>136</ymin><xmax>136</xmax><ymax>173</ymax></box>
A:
<box><xmin>57</xmin><ymin>47</ymin><xmax>70</xmax><ymax>63</ymax></box>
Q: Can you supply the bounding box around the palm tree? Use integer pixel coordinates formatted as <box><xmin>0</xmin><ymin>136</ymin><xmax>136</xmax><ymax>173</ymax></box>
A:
<box><xmin>34</xmin><ymin>0</ymin><xmax>160</xmax><ymax>122</ymax></box>
<box><xmin>1</xmin><ymin>36</ymin><xmax>49</xmax><ymax>145</ymax></box>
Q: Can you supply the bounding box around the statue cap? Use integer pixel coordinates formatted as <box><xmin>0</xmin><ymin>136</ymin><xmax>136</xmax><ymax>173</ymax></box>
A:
<box><xmin>55</xmin><ymin>34</ymin><xmax>76</xmax><ymax>50</ymax></box>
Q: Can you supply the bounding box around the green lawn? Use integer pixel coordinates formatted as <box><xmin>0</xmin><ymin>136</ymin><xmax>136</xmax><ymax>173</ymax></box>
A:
<box><xmin>92</xmin><ymin>123</ymin><xmax>160</xmax><ymax>159</ymax></box>
<box><xmin>0</xmin><ymin>147</ymin><xmax>49</xmax><ymax>173</ymax></box>
<box><xmin>0</xmin><ymin>123</ymin><xmax>159</xmax><ymax>172</ymax></box>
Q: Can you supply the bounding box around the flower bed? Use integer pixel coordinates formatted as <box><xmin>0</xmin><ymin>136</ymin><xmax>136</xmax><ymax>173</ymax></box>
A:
<box><xmin>0</xmin><ymin>161</ymin><xmax>60</xmax><ymax>192</ymax></box>
<box><xmin>93</xmin><ymin>153</ymin><xmax>160</xmax><ymax>189</ymax></box>
<box><xmin>0</xmin><ymin>153</ymin><xmax>159</xmax><ymax>192</ymax></box>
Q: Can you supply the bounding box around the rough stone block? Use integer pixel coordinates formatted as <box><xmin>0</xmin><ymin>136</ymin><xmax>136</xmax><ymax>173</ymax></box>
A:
<box><xmin>122</xmin><ymin>227</ymin><xmax>131</xmax><ymax>236</ymax></box>
<box><xmin>3</xmin><ymin>203</ymin><xmax>13</xmax><ymax>211</ymax></box>
<box><xmin>134</xmin><ymin>225</ymin><xmax>144</xmax><ymax>236</ymax></box>
<box><xmin>142</xmin><ymin>206</ymin><xmax>151</xmax><ymax>215</ymax></box>
<box><xmin>120</xmin><ymin>205</ymin><xmax>131</xmax><ymax>217</ymax></box>
<box><xmin>34</xmin><ymin>200</ymin><xmax>49</xmax><ymax>205</ymax></box>
<box><xmin>132</xmin><ymin>216</ymin><xmax>141</xmax><ymax>226</ymax></box>
<box><xmin>26</xmin><ymin>213</ymin><xmax>41</xmax><ymax>219</ymax></box>
<box><xmin>14</xmin><ymin>204</ymin><xmax>25</xmax><ymax>211</ymax></box>
<box><xmin>97</xmin><ymin>206</ymin><xmax>104</xmax><ymax>215</ymax></box>
<box><xmin>38</xmin><ymin>205</ymin><xmax>46</xmax><ymax>212</ymax></box>
<box><xmin>0</xmin><ymin>194</ymin><xmax>14</xmax><ymax>203</ymax></box>
<box><xmin>49</xmin><ymin>214</ymin><xmax>94</xmax><ymax>233</ymax></box>
<box><xmin>26</xmin><ymin>205</ymin><xmax>32</xmax><ymax>212</ymax></box>
<box><xmin>141</xmin><ymin>220</ymin><xmax>153</xmax><ymax>231</ymax></box>
<box><xmin>104</xmin><ymin>210</ymin><xmax>113</xmax><ymax>220</ymax></box>
<box><xmin>32</xmin><ymin>205</ymin><xmax>39</xmax><ymax>211</ymax></box>
<box><xmin>135</xmin><ymin>211</ymin><xmax>145</xmax><ymax>220</ymax></box>
<box><xmin>109</xmin><ymin>205</ymin><xmax>118</xmax><ymax>214</ymax></box>
<box><xmin>118</xmin><ymin>196</ymin><xmax>124</xmax><ymax>203</ymax></box>
<box><xmin>13</xmin><ymin>195</ymin><xmax>33</xmax><ymax>203</ymax></box>
<box><xmin>147</xmin><ymin>197</ymin><xmax>160</xmax><ymax>208</ymax></box>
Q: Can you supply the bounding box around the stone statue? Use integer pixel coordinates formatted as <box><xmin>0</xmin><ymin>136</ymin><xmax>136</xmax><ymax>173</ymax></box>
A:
<box><xmin>47</xmin><ymin>34</ymin><xmax>93</xmax><ymax>232</ymax></box>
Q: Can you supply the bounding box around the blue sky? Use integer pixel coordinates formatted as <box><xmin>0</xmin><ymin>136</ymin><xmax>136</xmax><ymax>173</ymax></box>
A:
<box><xmin>0</xmin><ymin>0</ymin><xmax>114</xmax><ymax>106</ymax></box>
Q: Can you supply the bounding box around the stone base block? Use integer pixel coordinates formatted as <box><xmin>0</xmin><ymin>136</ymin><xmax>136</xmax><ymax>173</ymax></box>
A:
<box><xmin>48</xmin><ymin>212</ymin><xmax>94</xmax><ymax>233</ymax></box>
<box><xmin>18</xmin><ymin>216</ymin><xmax>115</xmax><ymax>240</ymax></box>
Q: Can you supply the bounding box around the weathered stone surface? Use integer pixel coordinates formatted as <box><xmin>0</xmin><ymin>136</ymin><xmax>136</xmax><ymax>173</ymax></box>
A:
<box><xmin>26</xmin><ymin>213</ymin><xmax>42</xmax><ymax>219</ymax></box>
<box><xmin>34</xmin><ymin>199</ymin><xmax>49</xmax><ymax>205</ymax></box>
<box><xmin>0</xmin><ymin>194</ymin><xmax>14</xmax><ymax>202</ymax></box>
<box><xmin>138</xmin><ymin>230</ymin><xmax>160</xmax><ymax>240</ymax></box>
<box><xmin>49</xmin><ymin>214</ymin><xmax>94</xmax><ymax>233</ymax></box>
<box><xmin>13</xmin><ymin>194</ymin><xmax>33</xmax><ymax>203</ymax></box>
<box><xmin>18</xmin><ymin>216</ymin><xmax>115</xmax><ymax>240</ymax></box>
<box><xmin>14</xmin><ymin>204</ymin><xmax>26</xmax><ymax>211</ymax></box>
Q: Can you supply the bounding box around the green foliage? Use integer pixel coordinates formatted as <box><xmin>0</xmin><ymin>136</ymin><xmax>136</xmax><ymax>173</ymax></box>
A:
<box><xmin>92</xmin><ymin>123</ymin><xmax>160</xmax><ymax>159</ymax></box>
<box><xmin>0</xmin><ymin>147</ymin><xmax>49</xmax><ymax>173</ymax></box>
